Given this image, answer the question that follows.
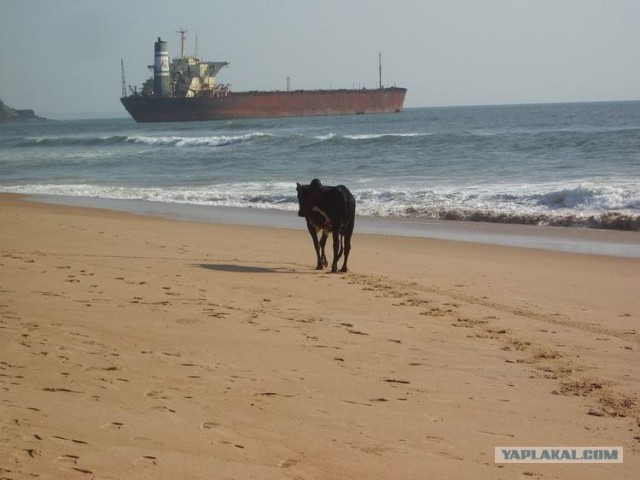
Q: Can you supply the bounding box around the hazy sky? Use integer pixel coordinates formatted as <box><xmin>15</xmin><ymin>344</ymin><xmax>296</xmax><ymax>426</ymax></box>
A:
<box><xmin>1</xmin><ymin>0</ymin><xmax>639</xmax><ymax>118</ymax></box>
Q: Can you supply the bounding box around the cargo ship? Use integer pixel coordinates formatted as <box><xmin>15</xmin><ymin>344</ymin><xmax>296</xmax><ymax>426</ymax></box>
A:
<box><xmin>120</xmin><ymin>30</ymin><xmax>407</xmax><ymax>123</ymax></box>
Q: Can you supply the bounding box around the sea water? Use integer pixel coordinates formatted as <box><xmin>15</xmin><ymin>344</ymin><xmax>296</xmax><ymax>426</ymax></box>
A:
<box><xmin>1</xmin><ymin>102</ymin><xmax>639</xmax><ymax>232</ymax></box>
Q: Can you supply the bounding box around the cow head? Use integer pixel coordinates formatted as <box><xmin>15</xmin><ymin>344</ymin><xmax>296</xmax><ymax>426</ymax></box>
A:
<box><xmin>296</xmin><ymin>179</ymin><xmax>323</xmax><ymax>217</ymax></box>
<box><xmin>296</xmin><ymin>182</ymin><xmax>311</xmax><ymax>217</ymax></box>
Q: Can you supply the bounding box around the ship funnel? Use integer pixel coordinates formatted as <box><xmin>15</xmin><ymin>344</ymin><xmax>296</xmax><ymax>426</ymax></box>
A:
<box><xmin>153</xmin><ymin>37</ymin><xmax>170</xmax><ymax>96</ymax></box>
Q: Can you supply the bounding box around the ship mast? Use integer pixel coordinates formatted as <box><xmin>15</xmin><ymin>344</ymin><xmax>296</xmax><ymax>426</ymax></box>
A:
<box><xmin>378</xmin><ymin>52</ymin><xmax>382</xmax><ymax>90</ymax></box>
<box><xmin>177</xmin><ymin>28</ymin><xmax>188</xmax><ymax>58</ymax></box>
<box><xmin>121</xmin><ymin>59</ymin><xmax>127</xmax><ymax>97</ymax></box>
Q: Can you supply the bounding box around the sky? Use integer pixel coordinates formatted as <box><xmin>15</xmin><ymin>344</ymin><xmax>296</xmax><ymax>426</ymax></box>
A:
<box><xmin>1</xmin><ymin>0</ymin><xmax>639</xmax><ymax>119</ymax></box>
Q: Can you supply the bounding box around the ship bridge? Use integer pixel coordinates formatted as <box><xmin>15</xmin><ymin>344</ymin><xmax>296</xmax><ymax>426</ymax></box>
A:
<box><xmin>170</xmin><ymin>29</ymin><xmax>230</xmax><ymax>97</ymax></box>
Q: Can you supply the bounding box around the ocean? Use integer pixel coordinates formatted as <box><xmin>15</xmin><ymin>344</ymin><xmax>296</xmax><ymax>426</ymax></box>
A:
<box><xmin>1</xmin><ymin>102</ymin><xmax>640</xmax><ymax>233</ymax></box>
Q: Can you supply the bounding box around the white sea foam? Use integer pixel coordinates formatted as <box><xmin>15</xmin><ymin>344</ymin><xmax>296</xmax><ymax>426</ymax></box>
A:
<box><xmin>314</xmin><ymin>133</ymin><xmax>425</xmax><ymax>141</ymax></box>
<box><xmin>125</xmin><ymin>132</ymin><xmax>271</xmax><ymax>147</ymax></box>
<box><xmin>0</xmin><ymin>183</ymin><xmax>299</xmax><ymax>211</ymax></box>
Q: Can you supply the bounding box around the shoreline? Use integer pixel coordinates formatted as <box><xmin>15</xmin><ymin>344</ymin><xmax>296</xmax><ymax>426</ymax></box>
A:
<box><xmin>1</xmin><ymin>192</ymin><xmax>638</xmax><ymax>478</ymax></box>
<box><xmin>27</xmin><ymin>193</ymin><xmax>640</xmax><ymax>258</ymax></box>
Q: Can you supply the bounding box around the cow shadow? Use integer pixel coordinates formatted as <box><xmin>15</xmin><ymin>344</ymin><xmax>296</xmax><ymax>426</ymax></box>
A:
<box><xmin>197</xmin><ymin>263</ymin><xmax>308</xmax><ymax>274</ymax></box>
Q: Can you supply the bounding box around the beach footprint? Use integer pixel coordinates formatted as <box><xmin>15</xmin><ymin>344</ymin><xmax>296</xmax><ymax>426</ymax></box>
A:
<box><xmin>54</xmin><ymin>454</ymin><xmax>79</xmax><ymax>466</ymax></box>
<box><xmin>279</xmin><ymin>458</ymin><xmax>299</xmax><ymax>468</ymax></box>
<box><xmin>134</xmin><ymin>455</ymin><xmax>157</xmax><ymax>466</ymax></box>
<box><xmin>201</xmin><ymin>421</ymin><xmax>220</xmax><ymax>429</ymax></box>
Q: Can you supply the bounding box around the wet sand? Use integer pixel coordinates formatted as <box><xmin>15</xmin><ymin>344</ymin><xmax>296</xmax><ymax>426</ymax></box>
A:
<box><xmin>1</xmin><ymin>193</ymin><xmax>638</xmax><ymax>479</ymax></box>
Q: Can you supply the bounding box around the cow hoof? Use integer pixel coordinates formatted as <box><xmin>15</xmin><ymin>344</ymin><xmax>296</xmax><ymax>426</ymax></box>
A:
<box><xmin>315</xmin><ymin>265</ymin><xmax>324</xmax><ymax>270</ymax></box>
<box><xmin>340</xmin><ymin>267</ymin><xmax>348</xmax><ymax>273</ymax></box>
<box><xmin>331</xmin><ymin>268</ymin><xmax>338</xmax><ymax>273</ymax></box>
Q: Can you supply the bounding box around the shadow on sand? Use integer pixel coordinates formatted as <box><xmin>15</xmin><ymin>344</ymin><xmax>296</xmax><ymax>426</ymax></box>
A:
<box><xmin>197</xmin><ymin>263</ymin><xmax>302</xmax><ymax>274</ymax></box>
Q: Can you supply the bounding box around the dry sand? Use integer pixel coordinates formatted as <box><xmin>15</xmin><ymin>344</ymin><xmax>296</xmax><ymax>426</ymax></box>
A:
<box><xmin>0</xmin><ymin>193</ymin><xmax>638</xmax><ymax>479</ymax></box>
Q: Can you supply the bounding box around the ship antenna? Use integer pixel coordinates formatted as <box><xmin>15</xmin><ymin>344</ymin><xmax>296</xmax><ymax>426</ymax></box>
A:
<box><xmin>121</xmin><ymin>59</ymin><xmax>127</xmax><ymax>97</ymax></box>
<box><xmin>195</xmin><ymin>32</ymin><xmax>199</xmax><ymax>58</ymax></box>
<box><xmin>378</xmin><ymin>52</ymin><xmax>382</xmax><ymax>90</ymax></box>
<box><xmin>177</xmin><ymin>28</ymin><xmax>188</xmax><ymax>58</ymax></box>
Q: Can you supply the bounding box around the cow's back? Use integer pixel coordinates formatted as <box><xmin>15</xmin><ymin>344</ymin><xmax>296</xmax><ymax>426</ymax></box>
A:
<box><xmin>314</xmin><ymin>186</ymin><xmax>353</xmax><ymax>219</ymax></box>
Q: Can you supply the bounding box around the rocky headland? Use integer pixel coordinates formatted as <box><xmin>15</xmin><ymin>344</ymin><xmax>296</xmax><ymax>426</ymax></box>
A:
<box><xmin>0</xmin><ymin>100</ymin><xmax>46</xmax><ymax>122</ymax></box>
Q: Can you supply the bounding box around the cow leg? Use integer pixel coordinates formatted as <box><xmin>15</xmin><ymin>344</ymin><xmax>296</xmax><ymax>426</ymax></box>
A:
<box><xmin>330</xmin><ymin>229</ymin><xmax>341</xmax><ymax>273</ymax></box>
<box><xmin>340</xmin><ymin>221</ymin><xmax>354</xmax><ymax>273</ymax></box>
<box><xmin>319</xmin><ymin>232</ymin><xmax>328</xmax><ymax>268</ymax></box>
<box><xmin>337</xmin><ymin>234</ymin><xmax>344</xmax><ymax>259</ymax></box>
<box><xmin>307</xmin><ymin>222</ymin><xmax>324</xmax><ymax>270</ymax></box>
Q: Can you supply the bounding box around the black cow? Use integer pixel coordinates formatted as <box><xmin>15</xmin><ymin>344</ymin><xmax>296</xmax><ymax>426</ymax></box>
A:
<box><xmin>296</xmin><ymin>179</ymin><xmax>356</xmax><ymax>273</ymax></box>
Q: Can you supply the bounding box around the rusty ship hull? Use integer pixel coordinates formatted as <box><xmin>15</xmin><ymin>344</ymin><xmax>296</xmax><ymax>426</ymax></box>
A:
<box><xmin>121</xmin><ymin>87</ymin><xmax>407</xmax><ymax>123</ymax></box>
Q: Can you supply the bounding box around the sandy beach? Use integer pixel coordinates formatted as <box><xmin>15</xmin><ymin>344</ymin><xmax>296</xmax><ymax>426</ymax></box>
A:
<box><xmin>1</xmin><ymin>192</ymin><xmax>638</xmax><ymax>479</ymax></box>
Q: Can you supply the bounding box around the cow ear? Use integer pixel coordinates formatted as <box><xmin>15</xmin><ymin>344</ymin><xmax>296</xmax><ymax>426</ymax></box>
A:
<box><xmin>296</xmin><ymin>182</ymin><xmax>301</xmax><ymax>191</ymax></box>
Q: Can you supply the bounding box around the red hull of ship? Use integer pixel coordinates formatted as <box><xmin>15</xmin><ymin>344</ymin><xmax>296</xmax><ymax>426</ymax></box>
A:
<box><xmin>121</xmin><ymin>88</ymin><xmax>407</xmax><ymax>123</ymax></box>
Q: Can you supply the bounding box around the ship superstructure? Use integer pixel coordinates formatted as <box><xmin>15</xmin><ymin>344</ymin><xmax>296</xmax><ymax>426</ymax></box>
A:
<box><xmin>137</xmin><ymin>29</ymin><xmax>230</xmax><ymax>99</ymax></box>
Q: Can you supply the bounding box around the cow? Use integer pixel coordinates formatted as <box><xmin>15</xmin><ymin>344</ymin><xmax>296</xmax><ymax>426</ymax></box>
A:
<box><xmin>296</xmin><ymin>179</ymin><xmax>356</xmax><ymax>273</ymax></box>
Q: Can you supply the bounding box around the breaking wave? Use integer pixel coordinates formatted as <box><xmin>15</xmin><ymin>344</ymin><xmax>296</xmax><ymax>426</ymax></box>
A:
<box><xmin>2</xmin><ymin>180</ymin><xmax>639</xmax><ymax>231</ymax></box>
<box><xmin>125</xmin><ymin>132</ymin><xmax>271</xmax><ymax>147</ymax></box>
<box><xmin>2</xmin><ymin>135</ymin><xmax>129</xmax><ymax>148</ymax></box>
<box><xmin>314</xmin><ymin>132</ymin><xmax>426</xmax><ymax>141</ymax></box>
<box><xmin>356</xmin><ymin>181</ymin><xmax>640</xmax><ymax>230</ymax></box>
<box><xmin>1</xmin><ymin>132</ymin><xmax>273</xmax><ymax>148</ymax></box>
